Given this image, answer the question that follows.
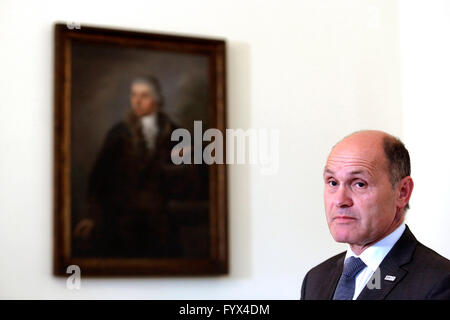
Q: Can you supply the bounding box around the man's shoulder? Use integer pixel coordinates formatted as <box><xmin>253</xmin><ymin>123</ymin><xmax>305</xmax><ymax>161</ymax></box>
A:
<box><xmin>412</xmin><ymin>241</ymin><xmax>450</xmax><ymax>273</ymax></box>
<box><xmin>301</xmin><ymin>251</ymin><xmax>345</xmax><ymax>299</ymax></box>
<box><xmin>158</xmin><ymin>111</ymin><xmax>178</xmax><ymax>127</ymax></box>
<box><xmin>113</xmin><ymin>120</ymin><xmax>128</xmax><ymax>130</ymax></box>
<box><xmin>306</xmin><ymin>251</ymin><xmax>345</xmax><ymax>279</ymax></box>
<box><xmin>398</xmin><ymin>226</ymin><xmax>450</xmax><ymax>272</ymax></box>
<box><xmin>414</xmin><ymin>244</ymin><xmax>450</xmax><ymax>299</ymax></box>
<box><xmin>385</xmin><ymin>234</ymin><xmax>450</xmax><ymax>299</ymax></box>
<box><xmin>105</xmin><ymin>121</ymin><xmax>131</xmax><ymax>139</ymax></box>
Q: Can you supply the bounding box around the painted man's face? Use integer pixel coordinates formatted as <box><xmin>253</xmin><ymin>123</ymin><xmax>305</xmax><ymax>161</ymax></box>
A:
<box><xmin>130</xmin><ymin>82</ymin><xmax>158</xmax><ymax>117</ymax></box>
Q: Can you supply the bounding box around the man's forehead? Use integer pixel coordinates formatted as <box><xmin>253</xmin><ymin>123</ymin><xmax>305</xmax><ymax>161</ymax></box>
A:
<box><xmin>324</xmin><ymin>141</ymin><xmax>387</xmax><ymax>177</ymax></box>
<box><xmin>330</xmin><ymin>131</ymin><xmax>387</xmax><ymax>160</ymax></box>
<box><xmin>323</xmin><ymin>160</ymin><xmax>377</xmax><ymax>178</ymax></box>
<box><xmin>327</xmin><ymin>151</ymin><xmax>378</xmax><ymax>164</ymax></box>
<box><xmin>131</xmin><ymin>82</ymin><xmax>151</xmax><ymax>91</ymax></box>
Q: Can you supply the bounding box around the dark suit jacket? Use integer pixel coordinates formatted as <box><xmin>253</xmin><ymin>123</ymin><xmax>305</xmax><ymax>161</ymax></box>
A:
<box><xmin>301</xmin><ymin>226</ymin><xmax>450</xmax><ymax>300</ymax></box>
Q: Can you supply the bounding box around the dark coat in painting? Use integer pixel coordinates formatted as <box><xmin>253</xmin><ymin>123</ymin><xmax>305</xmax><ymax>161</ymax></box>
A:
<box><xmin>81</xmin><ymin>111</ymin><xmax>209</xmax><ymax>258</ymax></box>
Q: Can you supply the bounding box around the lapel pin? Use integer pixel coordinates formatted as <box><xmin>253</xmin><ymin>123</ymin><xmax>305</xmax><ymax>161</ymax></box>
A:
<box><xmin>384</xmin><ymin>275</ymin><xmax>396</xmax><ymax>281</ymax></box>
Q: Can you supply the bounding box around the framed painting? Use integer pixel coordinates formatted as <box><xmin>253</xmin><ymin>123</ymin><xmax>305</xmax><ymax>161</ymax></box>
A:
<box><xmin>53</xmin><ymin>23</ymin><xmax>228</xmax><ymax>276</ymax></box>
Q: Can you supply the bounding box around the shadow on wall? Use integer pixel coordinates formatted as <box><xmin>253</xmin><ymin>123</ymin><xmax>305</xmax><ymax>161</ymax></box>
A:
<box><xmin>226</xmin><ymin>41</ymin><xmax>252</xmax><ymax>278</ymax></box>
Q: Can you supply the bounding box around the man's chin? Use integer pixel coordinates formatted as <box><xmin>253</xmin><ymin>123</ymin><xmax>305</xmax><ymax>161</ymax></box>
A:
<box><xmin>332</xmin><ymin>235</ymin><xmax>349</xmax><ymax>243</ymax></box>
<box><xmin>330</xmin><ymin>227</ymin><xmax>356</xmax><ymax>244</ymax></box>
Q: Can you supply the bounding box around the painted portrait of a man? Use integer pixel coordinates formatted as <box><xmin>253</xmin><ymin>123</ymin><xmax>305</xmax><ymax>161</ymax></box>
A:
<box><xmin>74</xmin><ymin>75</ymin><xmax>209</xmax><ymax>258</ymax></box>
<box><xmin>53</xmin><ymin>25</ymin><xmax>227</xmax><ymax>275</ymax></box>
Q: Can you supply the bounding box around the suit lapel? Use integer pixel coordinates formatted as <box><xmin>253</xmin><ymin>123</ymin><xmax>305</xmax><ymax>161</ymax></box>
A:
<box><xmin>320</xmin><ymin>253</ymin><xmax>345</xmax><ymax>300</ymax></box>
<box><xmin>357</xmin><ymin>225</ymin><xmax>418</xmax><ymax>300</ymax></box>
<box><xmin>357</xmin><ymin>255</ymin><xmax>407</xmax><ymax>299</ymax></box>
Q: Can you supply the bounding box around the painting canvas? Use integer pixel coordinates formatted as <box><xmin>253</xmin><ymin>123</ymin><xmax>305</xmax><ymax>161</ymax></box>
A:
<box><xmin>53</xmin><ymin>24</ymin><xmax>227</xmax><ymax>275</ymax></box>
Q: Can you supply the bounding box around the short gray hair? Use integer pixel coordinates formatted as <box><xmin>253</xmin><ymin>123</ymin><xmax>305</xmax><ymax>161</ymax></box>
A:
<box><xmin>131</xmin><ymin>76</ymin><xmax>164</xmax><ymax>107</ymax></box>
<box><xmin>382</xmin><ymin>135</ymin><xmax>411</xmax><ymax>211</ymax></box>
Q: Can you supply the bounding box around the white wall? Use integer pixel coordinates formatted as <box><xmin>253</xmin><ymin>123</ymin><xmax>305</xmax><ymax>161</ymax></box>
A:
<box><xmin>0</xmin><ymin>0</ymin><xmax>446</xmax><ymax>299</ymax></box>
<box><xmin>399</xmin><ymin>0</ymin><xmax>450</xmax><ymax>259</ymax></box>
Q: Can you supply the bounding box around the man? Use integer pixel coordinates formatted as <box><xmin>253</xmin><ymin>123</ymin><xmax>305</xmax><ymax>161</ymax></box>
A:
<box><xmin>301</xmin><ymin>130</ymin><xmax>450</xmax><ymax>300</ymax></box>
<box><xmin>74</xmin><ymin>76</ymin><xmax>207</xmax><ymax>258</ymax></box>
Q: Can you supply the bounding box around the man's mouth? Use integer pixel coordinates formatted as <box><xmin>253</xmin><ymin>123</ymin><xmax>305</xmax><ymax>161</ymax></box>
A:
<box><xmin>333</xmin><ymin>215</ymin><xmax>357</xmax><ymax>223</ymax></box>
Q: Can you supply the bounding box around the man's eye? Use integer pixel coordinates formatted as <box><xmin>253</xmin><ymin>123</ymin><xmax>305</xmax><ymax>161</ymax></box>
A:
<box><xmin>328</xmin><ymin>181</ymin><xmax>337</xmax><ymax>187</ymax></box>
<box><xmin>355</xmin><ymin>182</ymin><xmax>366</xmax><ymax>188</ymax></box>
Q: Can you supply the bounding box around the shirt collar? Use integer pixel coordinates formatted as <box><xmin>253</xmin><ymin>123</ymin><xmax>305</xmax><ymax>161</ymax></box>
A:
<box><xmin>140</xmin><ymin>113</ymin><xmax>158</xmax><ymax>129</ymax></box>
<box><xmin>345</xmin><ymin>223</ymin><xmax>406</xmax><ymax>272</ymax></box>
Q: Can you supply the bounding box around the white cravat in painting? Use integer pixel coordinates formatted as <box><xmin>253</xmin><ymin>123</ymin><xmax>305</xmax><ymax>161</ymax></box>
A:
<box><xmin>140</xmin><ymin>113</ymin><xmax>159</xmax><ymax>150</ymax></box>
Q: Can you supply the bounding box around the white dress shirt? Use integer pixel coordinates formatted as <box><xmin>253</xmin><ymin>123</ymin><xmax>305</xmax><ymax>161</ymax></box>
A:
<box><xmin>344</xmin><ymin>223</ymin><xmax>406</xmax><ymax>300</ymax></box>
<box><xmin>140</xmin><ymin>113</ymin><xmax>159</xmax><ymax>150</ymax></box>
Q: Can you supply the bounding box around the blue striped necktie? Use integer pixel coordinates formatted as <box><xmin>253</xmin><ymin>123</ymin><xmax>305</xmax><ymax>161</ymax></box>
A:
<box><xmin>333</xmin><ymin>256</ymin><xmax>367</xmax><ymax>300</ymax></box>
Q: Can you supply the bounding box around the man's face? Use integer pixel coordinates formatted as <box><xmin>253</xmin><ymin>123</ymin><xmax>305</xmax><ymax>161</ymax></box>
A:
<box><xmin>323</xmin><ymin>132</ymin><xmax>401</xmax><ymax>248</ymax></box>
<box><xmin>130</xmin><ymin>82</ymin><xmax>158</xmax><ymax>117</ymax></box>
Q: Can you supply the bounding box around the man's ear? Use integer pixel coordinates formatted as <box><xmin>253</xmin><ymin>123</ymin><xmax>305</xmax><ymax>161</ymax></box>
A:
<box><xmin>396</xmin><ymin>176</ymin><xmax>414</xmax><ymax>211</ymax></box>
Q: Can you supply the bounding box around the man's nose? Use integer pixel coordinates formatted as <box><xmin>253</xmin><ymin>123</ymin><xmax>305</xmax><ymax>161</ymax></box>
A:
<box><xmin>335</xmin><ymin>186</ymin><xmax>353</xmax><ymax>208</ymax></box>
